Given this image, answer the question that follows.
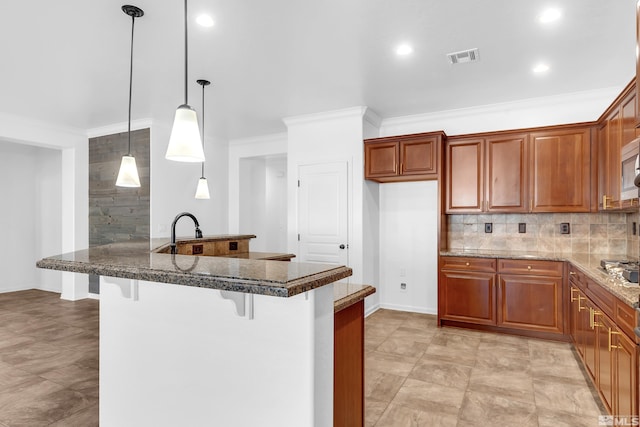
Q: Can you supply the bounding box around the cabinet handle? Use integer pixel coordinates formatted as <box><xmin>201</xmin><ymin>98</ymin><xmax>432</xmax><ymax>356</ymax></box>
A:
<box><xmin>400</xmin><ymin>162</ymin><xmax>403</xmax><ymax>174</ymax></box>
<box><xmin>465</xmin><ymin>262</ymin><xmax>470</xmax><ymax>266</ymax></box>
<box><xmin>592</xmin><ymin>309</ymin><xmax>603</xmax><ymax>328</ymax></box>
<box><xmin>570</xmin><ymin>287</ymin><xmax>579</xmax><ymax>302</ymax></box>
<box><xmin>527</xmin><ymin>265</ymin><xmax>532</xmax><ymax>270</ymax></box>
<box><xmin>603</xmin><ymin>195</ymin><xmax>611</xmax><ymax>209</ymax></box>
<box><xmin>608</xmin><ymin>328</ymin><xmax>622</xmax><ymax>351</ymax></box>
<box><xmin>577</xmin><ymin>295</ymin><xmax>586</xmax><ymax>312</ymax></box>
<box><xmin>569</xmin><ymin>271</ymin><xmax>576</xmax><ymax>276</ymax></box>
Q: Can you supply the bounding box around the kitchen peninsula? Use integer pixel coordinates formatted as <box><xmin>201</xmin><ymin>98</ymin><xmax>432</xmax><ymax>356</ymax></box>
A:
<box><xmin>36</xmin><ymin>236</ymin><xmax>369</xmax><ymax>427</ymax></box>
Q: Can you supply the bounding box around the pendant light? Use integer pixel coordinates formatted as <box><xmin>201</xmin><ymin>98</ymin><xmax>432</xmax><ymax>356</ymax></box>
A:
<box><xmin>165</xmin><ymin>0</ymin><xmax>205</xmax><ymax>162</ymax></box>
<box><xmin>116</xmin><ymin>5</ymin><xmax>144</xmax><ymax>187</ymax></box>
<box><xmin>195</xmin><ymin>79</ymin><xmax>211</xmax><ymax>199</ymax></box>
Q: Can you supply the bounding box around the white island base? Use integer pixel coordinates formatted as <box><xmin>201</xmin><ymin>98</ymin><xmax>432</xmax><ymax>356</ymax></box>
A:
<box><xmin>99</xmin><ymin>277</ymin><xmax>334</xmax><ymax>427</ymax></box>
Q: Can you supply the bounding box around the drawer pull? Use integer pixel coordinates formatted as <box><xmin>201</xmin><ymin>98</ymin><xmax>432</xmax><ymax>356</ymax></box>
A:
<box><xmin>465</xmin><ymin>262</ymin><xmax>470</xmax><ymax>266</ymax></box>
<box><xmin>569</xmin><ymin>271</ymin><xmax>576</xmax><ymax>276</ymax></box>
<box><xmin>527</xmin><ymin>265</ymin><xmax>532</xmax><ymax>270</ymax></box>
<box><xmin>570</xmin><ymin>287</ymin><xmax>579</xmax><ymax>302</ymax></box>
<box><xmin>608</xmin><ymin>328</ymin><xmax>622</xmax><ymax>351</ymax></box>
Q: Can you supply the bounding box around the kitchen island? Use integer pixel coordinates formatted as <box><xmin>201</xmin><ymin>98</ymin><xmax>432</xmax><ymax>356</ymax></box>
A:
<box><xmin>37</xmin><ymin>238</ymin><xmax>359</xmax><ymax>427</ymax></box>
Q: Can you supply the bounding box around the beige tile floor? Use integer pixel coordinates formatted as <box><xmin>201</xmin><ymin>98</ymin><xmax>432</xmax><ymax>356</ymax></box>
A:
<box><xmin>0</xmin><ymin>290</ymin><xmax>605</xmax><ymax>426</ymax></box>
<box><xmin>365</xmin><ymin>309</ymin><xmax>606</xmax><ymax>427</ymax></box>
<box><xmin>0</xmin><ymin>290</ymin><xmax>98</xmax><ymax>426</ymax></box>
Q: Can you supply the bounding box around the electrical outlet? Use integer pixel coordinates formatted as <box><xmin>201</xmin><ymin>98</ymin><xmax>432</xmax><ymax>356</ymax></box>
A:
<box><xmin>400</xmin><ymin>283</ymin><xmax>407</xmax><ymax>292</ymax></box>
<box><xmin>484</xmin><ymin>223</ymin><xmax>493</xmax><ymax>233</ymax></box>
<box><xmin>518</xmin><ymin>223</ymin><xmax>526</xmax><ymax>233</ymax></box>
<box><xmin>560</xmin><ymin>223</ymin><xmax>570</xmax><ymax>234</ymax></box>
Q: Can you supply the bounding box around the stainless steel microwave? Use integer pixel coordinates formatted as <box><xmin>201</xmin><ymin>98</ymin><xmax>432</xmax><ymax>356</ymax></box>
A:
<box><xmin>621</xmin><ymin>137</ymin><xmax>640</xmax><ymax>200</ymax></box>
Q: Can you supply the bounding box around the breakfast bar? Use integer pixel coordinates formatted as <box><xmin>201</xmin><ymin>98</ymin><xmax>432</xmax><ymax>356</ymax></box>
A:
<box><xmin>36</xmin><ymin>237</ymin><xmax>367</xmax><ymax>427</ymax></box>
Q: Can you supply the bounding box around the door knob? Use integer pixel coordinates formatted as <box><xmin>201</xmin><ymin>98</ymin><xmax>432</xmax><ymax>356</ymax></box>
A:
<box><xmin>339</xmin><ymin>244</ymin><xmax>346</xmax><ymax>249</ymax></box>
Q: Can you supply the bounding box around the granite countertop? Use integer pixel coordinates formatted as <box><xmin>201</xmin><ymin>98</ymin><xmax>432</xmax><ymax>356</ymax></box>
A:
<box><xmin>333</xmin><ymin>283</ymin><xmax>376</xmax><ymax>313</ymax></box>
<box><xmin>441</xmin><ymin>249</ymin><xmax>640</xmax><ymax>307</ymax></box>
<box><xmin>37</xmin><ymin>239</ymin><xmax>352</xmax><ymax>298</ymax></box>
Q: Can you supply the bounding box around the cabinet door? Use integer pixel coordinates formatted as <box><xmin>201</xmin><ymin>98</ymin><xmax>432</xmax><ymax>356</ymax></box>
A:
<box><xmin>365</xmin><ymin>142</ymin><xmax>398</xmax><ymax>178</ymax></box>
<box><xmin>400</xmin><ymin>137</ymin><xmax>437</xmax><ymax>176</ymax></box>
<box><xmin>622</xmin><ymin>91</ymin><xmax>637</xmax><ymax>147</ymax></box>
<box><xmin>334</xmin><ymin>301</ymin><xmax>364</xmax><ymax>426</ymax></box>
<box><xmin>439</xmin><ymin>270</ymin><xmax>496</xmax><ymax>325</ymax></box>
<box><xmin>530</xmin><ymin>128</ymin><xmax>591</xmax><ymax>212</ymax></box>
<box><xmin>446</xmin><ymin>139</ymin><xmax>484</xmax><ymax>212</ymax></box>
<box><xmin>485</xmin><ymin>134</ymin><xmax>528</xmax><ymax>212</ymax></box>
<box><xmin>497</xmin><ymin>274</ymin><xmax>563</xmax><ymax>334</ymax></box>
<box><xmin>598</xmin><ymin>122</ymin><xmax>611</xmax><ymax>210</ymax></box>
<box><xmin>583</xmin><ymin>298</ymin><xmax>597</xmax><ymax>380</ymax></box>
<box><xmin>607</xmin><ymin>110</ymin><xmax>622</xmax><ymax>207</ymax></box>
<box><xmin>614</xmin><ymin>329</ymin><xmax>638</xmax><ymax>417</ymax></box>
<box><xmin>569</xmin><ymin>285</ymin><xmax>585</xmax><ymax>354</ymax></box>
<box><xmin>596</xmin><ymin>312</ymin><xmax>615</xmax><ymax>414</ymax></box>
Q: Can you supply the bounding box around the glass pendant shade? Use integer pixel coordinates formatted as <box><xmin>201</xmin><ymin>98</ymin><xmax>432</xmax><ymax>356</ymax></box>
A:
<box><xmin>195</xmin><ymin>177</ymin><xmax>210</xmax><ymax>199</ymax></box>
<box><xmin>166</xmin><ymin>106</ymin><xmax>205</xmax><ymax>162</ymax></box>
<box><xmin>116</xmin><ymin>155</ymin><xmax>141</xmax><ymax>187</ymax></box>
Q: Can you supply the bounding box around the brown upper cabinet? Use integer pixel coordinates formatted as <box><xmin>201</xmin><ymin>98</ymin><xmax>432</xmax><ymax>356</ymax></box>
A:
<box><xmin>446</xmin><ymin>127</ymin><xmax>592</xmax><ymax>213</ymax></box>
<box><xmin>445</xmin><ymin>134</ymin><xmax>528</xmax><ymax>213</ymax></box>
<box><xmin>364</xmin><ymin>132</ymin><xmax>443</xmax><ymax>182</ymax></box>
<box><xmin>598</xmin><ymin>81</ymin><xmax>638</xmax><ymax>210</ymax></box>
<box><xmin>529</xmin><ymin>127</ymin><xmax>592</xmax><ymax>212</ymax></box>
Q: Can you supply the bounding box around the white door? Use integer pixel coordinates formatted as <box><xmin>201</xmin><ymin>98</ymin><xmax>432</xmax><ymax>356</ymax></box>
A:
<box><xmin>297</xmin><ymin>162</ymin><xmax>349</xmax><ymax>266</ymax></box>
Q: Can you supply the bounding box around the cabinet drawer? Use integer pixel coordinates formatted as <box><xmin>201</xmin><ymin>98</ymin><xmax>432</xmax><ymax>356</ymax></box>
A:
<box><xmin>440</xmin><ymin>257</ymin><xmax>496</xmax><ymax>272</ymax></box>
<box><xmin>585</xmin><ymin>278</ymin><xmax>615</xmax><ymax>319</ymax></box>
<box><xmin>615</xmin><ymin>300</ymin><xmax>637</xmax><ymax>340</ymax></box>
<box><xmin>497</xmin><ymin>259</ymin><xmax>563</xmax><ymax>276</ymax></box>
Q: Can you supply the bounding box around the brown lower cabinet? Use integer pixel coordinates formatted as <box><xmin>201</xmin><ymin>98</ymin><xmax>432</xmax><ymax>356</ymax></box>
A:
<box><xmin>439</xmin><ymin>257</ymin><xmax>565</xmax><ymax>339</ymax></box>
<box><xmin>334</xmin><ymin>300</ymin><xmax>364</xmax><ymax>427</ymax></box>
<box><xmin>569</xmin><ymin>266</ymin><xmax>638</xmax><ymax>418</ymax></box>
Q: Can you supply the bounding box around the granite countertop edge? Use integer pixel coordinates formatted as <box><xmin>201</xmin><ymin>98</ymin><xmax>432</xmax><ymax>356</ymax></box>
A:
<box><xmin>440</xmin><ymin>250</ymin><xmax>640</xmax><ymax>308</ymax></box>
<box><xmin>333</xmin><ymin>283</ymin><xmax>376</xmax><ymax>313</ymax></box>
<box><xmin>36</xmin><ymin>257</ymin><xmax>353</xmax><ymax>298</ymax></box>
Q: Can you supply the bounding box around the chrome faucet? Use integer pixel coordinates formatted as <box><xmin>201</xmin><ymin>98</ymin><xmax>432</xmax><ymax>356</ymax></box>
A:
<box><xmin>170</xmin><ymin>212</ymin><xmax>203</xmax><ymax>254</ymax></box>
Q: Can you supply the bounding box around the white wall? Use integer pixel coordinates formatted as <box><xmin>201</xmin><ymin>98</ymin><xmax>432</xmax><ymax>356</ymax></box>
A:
<box><xmin>0</xmin><ymin>141</ymin><xmax>62</xmax><ymax>293</ymax></box>
<box><xmin>0</xmin><ymin>141</ymin><xmax>39</xmax><ymax>292</ymax></box>
<box><xmin>264</xmin><ymin>156</ymin><xmax>288</xmax><ymax>252</ymax></box>
<box><xmin>285</xmin><ymin>108</ymin><xmax>367</xmax><ymax>285</ymax></box>
<box><xmin>239</xmin><ymin>157</ymin><xmax>267</xmax><ymax>249</ymax></box>
<box><xmin>35</xmin><ymin>148</ymin><xmax>62</xmax><ymax>292</ymax></box>
<box><xmin>0</xmin><ymin>112</ymin><xmax>87</xmax><ymax>299</ymax></box>
<box><xmin>149</xmin><ymin>121</ymin><xmax>229</xmax><ymax>239</ymax></box>
<box><xmin>379</xmin><ymin>181</ymin><xmax>438</xmax><ymax>314</ymax></box>
<box><xmin>228</xmin><ymin>133</ymin><xmax>288</xmax><ymax>235</ymax></box>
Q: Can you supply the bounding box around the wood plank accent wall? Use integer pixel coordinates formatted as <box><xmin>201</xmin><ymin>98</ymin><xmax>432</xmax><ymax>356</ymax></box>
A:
<box><xmin>88</xmin><ymin>128</ymin><xmax>150</xmax><ymax>292</ymax></box>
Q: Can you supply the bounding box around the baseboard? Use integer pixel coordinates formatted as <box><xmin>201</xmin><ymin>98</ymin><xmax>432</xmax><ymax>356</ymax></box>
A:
<box><xmin>0</xmin><ymin>285</ymin><xmax>45</xmax><ymax>294</ymax></box>
<box><xmin>87</xmin><ymin>293</ymin><xmax>100</xmax><ymax>300</ymax></box>
<box><xmin>379</xmin><ymin>303</ymin><xmax>437</xmax><ymax>315</ymax></box>
<box><xmin>364</xmin><ymin>303</ymin><xmax>380</xmax><ymax>318</ymax></box>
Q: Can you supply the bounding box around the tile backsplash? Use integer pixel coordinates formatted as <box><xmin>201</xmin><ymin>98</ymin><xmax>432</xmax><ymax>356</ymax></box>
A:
<box><xmin>447</xmin><ymin>212</ymin><xmax>639</xmax><ymax>257</ymax></box>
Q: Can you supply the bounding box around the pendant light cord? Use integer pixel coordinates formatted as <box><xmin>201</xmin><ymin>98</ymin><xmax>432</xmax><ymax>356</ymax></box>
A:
<box><xmin>201</xmin><ymin>82</ymin><xmax>205</xmax><ymax>177</ymax></box>
<box><xmin>184</xmin><ymin>0</ymin><xmax>188</xmax><ymax>105</ymax></box>
<box><xmin>127</xmin><ymin>13</ymin><xmax>136</xmax><ymax>156</ymax></box>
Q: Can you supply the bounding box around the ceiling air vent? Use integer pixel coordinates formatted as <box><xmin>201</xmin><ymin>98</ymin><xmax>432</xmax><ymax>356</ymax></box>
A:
<box><xmin>446</xmin><ymin>48</ymin><xmax>480</xmax><ymax>65</ymax></box>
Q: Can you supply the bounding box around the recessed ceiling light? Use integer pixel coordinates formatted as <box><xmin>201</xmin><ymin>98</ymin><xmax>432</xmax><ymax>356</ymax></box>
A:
<box><xmin>396</xmin><ymin>44</ymin><xmax>413</xmax><ymax>56</ymax></box>
<box><xmin>196</xmin><ymin>14</ymin><xmax>215</xmax><ymax>28</ymax></box>
<box><xmin>533</xmin><ymin>63</ymin><xmax>550</xmax><ymax>74</ymax></box>
<box><xmin>539</xmin><ymin>8</ymin><xmax>562</xmax><ymax>23</ymax></box>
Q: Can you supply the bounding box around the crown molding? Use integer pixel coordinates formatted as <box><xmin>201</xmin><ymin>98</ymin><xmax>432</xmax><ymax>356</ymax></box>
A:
<box><xmin>86</xmin><ymin>118</ymin><xmax>154</xmax><ymax>138</ymax></box>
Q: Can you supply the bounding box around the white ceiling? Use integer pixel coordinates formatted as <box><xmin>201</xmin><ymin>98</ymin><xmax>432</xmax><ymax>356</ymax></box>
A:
<box><xmin>0</xmin><ymin>0</ymin><xmax>636</xmax><ymax>140</ymax></box>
